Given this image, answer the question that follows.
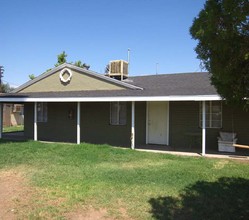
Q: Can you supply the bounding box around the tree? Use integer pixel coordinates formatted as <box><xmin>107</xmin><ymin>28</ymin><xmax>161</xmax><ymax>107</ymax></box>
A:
<box><xmin>74</xmin><ymin>60</ymin><xmax>90</xmax><ymax>70</ymax></box>
<box><xmin>29</xmin><ymin>74</ymin><xmax>35</xmax><ymax>80</ymax></box>
<box><xmin>54</xmin><ymin>51</ymin><xmax>90</xmax><ymax>70</ymax></box>
<box><xmin>0</xmin><ymin>83</ymin><xmax>14</xmax><ymax>93</ymax></box>
<box><xmin>105</xmin><ymin>64</ymin><xmax>110</xmax><ymax>74</ymax></box>
<box><xmin>190</xmin><ymin>0</ymin><xmax>249</xmax><ymax>107</ymax></box>
<box><xmin>55</xmin><ymin>51</ymin><xmax>67</xmax><ymax>67</ymax></box>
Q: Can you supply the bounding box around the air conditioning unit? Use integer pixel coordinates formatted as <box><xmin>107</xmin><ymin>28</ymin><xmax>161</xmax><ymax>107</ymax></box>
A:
<box><xmin>108</xmin><ymin>60</ymin><xmax>128</xmax><ymax>80</ymax></box>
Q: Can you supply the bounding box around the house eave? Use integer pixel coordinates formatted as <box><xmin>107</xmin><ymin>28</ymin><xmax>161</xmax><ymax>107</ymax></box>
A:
<box><xmin>0</xmin><ymin>95</ymin><xmax>222</xmax><ymax>103</ymax></box>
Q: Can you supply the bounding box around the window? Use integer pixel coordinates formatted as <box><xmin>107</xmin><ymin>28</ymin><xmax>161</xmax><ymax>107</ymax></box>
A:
<box><xmin>13</xmin><ymin>104</ymin><xmax>23</xmax><ymax>113</ymax></box>
<box><xmin>110</xmin><ymin>102</ymin><xmax>127</xmax><ymax>125</ymax></box>
<box><xmin>199</xmin><ymin>101</ymin><xmax>222</xmax><ymax>128</ymax></box>
<box><xmin>37</xmin><ymin>102</ymin><xmax>48</xmax><ymax>122</ymax></box>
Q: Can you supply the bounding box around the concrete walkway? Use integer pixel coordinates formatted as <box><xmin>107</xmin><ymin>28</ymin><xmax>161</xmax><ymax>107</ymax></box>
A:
<box><xmin>136</xmin><ymin>148</ymin><xmax>249</xmax><ymax>161</ymax></box>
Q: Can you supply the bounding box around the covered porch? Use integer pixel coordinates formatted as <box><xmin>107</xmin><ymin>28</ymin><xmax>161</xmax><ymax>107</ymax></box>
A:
<box><xmin>0</xmin><ymin>94</ymin><xmax>248</xmax><ymax>157</ymax></box>
<box><xmin>0</xmin><ymin>97</ymin><xmax>218</xmax><ymax>155</ymax></box>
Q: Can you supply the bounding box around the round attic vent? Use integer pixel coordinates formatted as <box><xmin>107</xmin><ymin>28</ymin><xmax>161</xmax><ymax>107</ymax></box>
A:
<box><xmin>60</xmin><ymin>68</ymin><xmax>73</xmax><ymax>83</ymax></box>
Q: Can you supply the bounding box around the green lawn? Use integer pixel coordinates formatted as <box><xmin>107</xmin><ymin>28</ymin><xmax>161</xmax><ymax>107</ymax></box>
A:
<box><xmin>3</xmin><ymin>125</ymin><xmax>24</xmax><ymax>133</ymax></box>
<box><xmin>0</xmin><ymin>140</ymin><xmax>249</xmax><ymax>219</ymax></box>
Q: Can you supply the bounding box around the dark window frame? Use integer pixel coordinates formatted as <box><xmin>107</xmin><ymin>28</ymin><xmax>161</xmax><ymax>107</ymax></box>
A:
<box><xmin>110</xmin><ymin>102</ymin><xmax>127</xmax><ymax>125</ymax></box>
<box><xmin>37</xmin><ymin>102</ymin><xmax>48</xmax><ymax>123</ymax></box>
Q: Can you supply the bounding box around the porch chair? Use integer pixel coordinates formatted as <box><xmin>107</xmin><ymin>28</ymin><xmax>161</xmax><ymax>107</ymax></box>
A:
<box><xmin>218</xmin><ymin>131</ymin><xmax>237</xmax><ymax>153</ymax></box>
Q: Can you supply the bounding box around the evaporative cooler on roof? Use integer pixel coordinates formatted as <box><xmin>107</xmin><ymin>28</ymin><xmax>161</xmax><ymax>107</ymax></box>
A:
<box><xmin>108</xmin><ymin>60</ymin><xmax>128</xmax><ymax>80</ymax></box>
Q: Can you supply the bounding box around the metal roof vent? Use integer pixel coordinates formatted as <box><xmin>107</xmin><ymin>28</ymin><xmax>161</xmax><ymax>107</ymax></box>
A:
<box><xmin>107</xmin><ymin>60</ymin><xmax>128</xmax><ymax>80</ymax></box>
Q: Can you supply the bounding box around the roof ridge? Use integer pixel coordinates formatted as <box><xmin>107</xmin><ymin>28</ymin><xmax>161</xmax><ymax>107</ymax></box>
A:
<box><xmin>129</xmin><ymin>72</ymin><xmax>209</xmax><ymax>78</ymax></box>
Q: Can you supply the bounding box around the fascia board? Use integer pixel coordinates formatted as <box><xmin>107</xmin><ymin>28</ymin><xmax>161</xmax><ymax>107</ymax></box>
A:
<box><xmin>0</xmin><ymin>95</ymin><xmax>222</xmax><ymax>103</ymax></box>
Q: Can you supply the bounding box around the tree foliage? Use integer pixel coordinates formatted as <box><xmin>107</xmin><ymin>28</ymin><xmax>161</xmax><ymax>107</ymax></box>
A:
<box><xmin>54</xmin><ymin>51</ymin><xmax>90</xmax><ymax>70</ymax></box>
<box><xmin>190</xmin><ymin>0</ymin><xmax>249</xmax><ymax>107</ymax></box>
<box><xmin>55</xmin><ymin>51</ymin><xmax>67</xmax><ymax>67</ymax></box>
<box><xmin>29</xmin><ymin>74</ymin><xmax>35</xmax><ymax>80</ymax></box>
<box><xmin>105</xmin><ymin>64</ymin><xmax>110</xmax><ymax>74</ymax></box>
<box><xmin>0</xmin><ymin>83</ymin><xmax>14</xmax><ymax>93</ymax></box>
<box><xmin>74</xmin><ymin>60</ymin><xmax>90</xmax><ymax>70</ymax></box>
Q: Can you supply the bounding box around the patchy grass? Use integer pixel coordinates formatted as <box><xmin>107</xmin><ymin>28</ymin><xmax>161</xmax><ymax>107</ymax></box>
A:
<box><xmin>0</xmin><ymin>140</ymin><xmax>249</xmax><ymax>219</ymax></box>
<box><xmin>3</xmin><ymin>125</ymin><xmax>24</xmax><ymax>133</ymax></box>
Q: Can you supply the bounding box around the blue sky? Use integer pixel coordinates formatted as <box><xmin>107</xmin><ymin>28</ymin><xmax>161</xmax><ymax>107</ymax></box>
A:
<box><xmin>0</xmin><ymin>0</ymin><xmax>206</xmax><ymax>87</ymax></box>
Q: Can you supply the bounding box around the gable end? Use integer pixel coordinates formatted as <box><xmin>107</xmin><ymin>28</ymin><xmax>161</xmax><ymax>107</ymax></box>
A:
<box><xmin>14</xmin><ymin>63</ymin><xmax>142</xmax><ymax>93</ymax></box>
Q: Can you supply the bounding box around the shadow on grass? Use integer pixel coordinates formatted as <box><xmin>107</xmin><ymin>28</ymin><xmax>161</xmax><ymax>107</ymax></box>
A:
<box><xmin>1</xmin><ymin>131</ymin><xmax>29</xmax><ymax>143</ymax></box>
<box><xmin>149</xmin><ymin>177</ymin><xmax>249</xmax><ymax>220</ymax></box>
<box><xmin>0</xmin><ymin>138</ymin><xmax>30</xmax><ymax>144</ymax></box>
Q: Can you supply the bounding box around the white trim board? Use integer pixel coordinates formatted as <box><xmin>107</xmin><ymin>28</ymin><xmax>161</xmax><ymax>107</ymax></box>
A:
<box><xmin>0</xmin><ymin>95</ymin><xmax>222</xmax><ymax>103</ymax></box>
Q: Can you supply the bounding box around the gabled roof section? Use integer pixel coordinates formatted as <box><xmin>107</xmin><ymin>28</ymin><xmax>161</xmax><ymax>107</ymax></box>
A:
<box><xmin>0</xmin><ymin>71</ymin><xmax>222</xmax><ymax>102</ymax></box>
<box><xmin>126</xmin><ymin>72</ymin><xmax>217</xmax><ymax>95</ymax></box>
<box><xmin>12</xmin><ymin>63</ymin><xmax>143</xmax><ymax>93</ymax></box>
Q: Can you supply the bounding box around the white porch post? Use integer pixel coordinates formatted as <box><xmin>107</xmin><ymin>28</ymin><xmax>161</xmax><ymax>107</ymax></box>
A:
<box><xmin>34</xmin><ymin>102</ymin><xmax>37</xmax><ymax>141</ymax></box>
<box><xmin>202</xmin><ymin>101</ymin><xmax>206</xmax><ymax>156</ymax></box>
<box><xmin>131</xmin><ymin>101</ymin><xmax>135</xmax><ymax>149</ymax></box>
<box><xmin>0</xmin><ymin>103</ymin><xmax>2</xmax><ymax>139</ymax></box>
<box><xmin>77</xmin><ymin>102</ymin><xmax>81</xmax><ymax>144</ymax></box>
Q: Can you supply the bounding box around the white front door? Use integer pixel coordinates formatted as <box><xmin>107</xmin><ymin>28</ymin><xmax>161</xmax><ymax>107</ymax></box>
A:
<box><xmin>147</xmin><ymin>101</ymin><xmax>169</xmax><ymax>145</ymax></box>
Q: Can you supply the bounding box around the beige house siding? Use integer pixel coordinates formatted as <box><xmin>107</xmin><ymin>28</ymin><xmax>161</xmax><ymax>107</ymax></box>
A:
<box><xmin>19</xmin><ymin>69</ymin><xmax>125</xmax><ymax>93</ymax></box>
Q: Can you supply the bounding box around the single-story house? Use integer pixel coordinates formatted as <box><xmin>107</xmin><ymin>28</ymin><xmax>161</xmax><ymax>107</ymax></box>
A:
<box><xmin>0</xmin><ymin>62</ymin><xmax>248</xmax><ymax>155</ymax></box>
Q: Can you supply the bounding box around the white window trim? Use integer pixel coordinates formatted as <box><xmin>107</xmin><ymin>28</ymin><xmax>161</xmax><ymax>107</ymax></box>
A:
<box><xmin>200</xmin><ymin>101</ymin><xmax>222</xmax><ymax>128</ymax></box>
